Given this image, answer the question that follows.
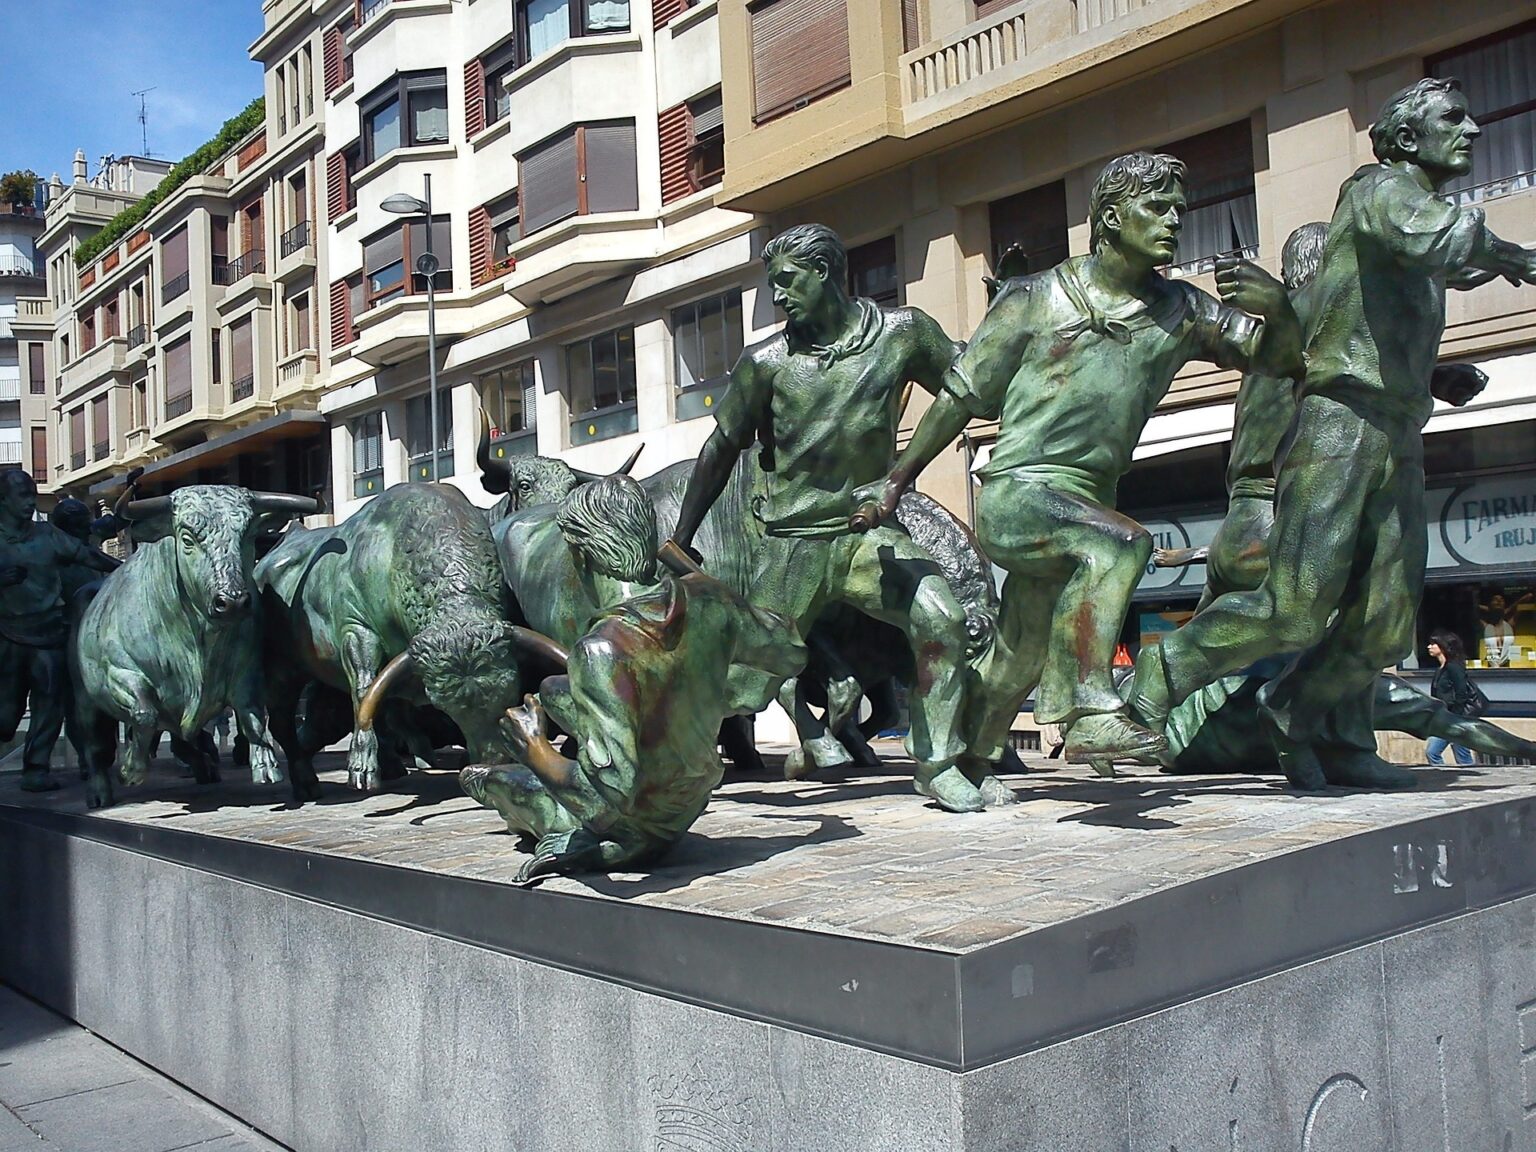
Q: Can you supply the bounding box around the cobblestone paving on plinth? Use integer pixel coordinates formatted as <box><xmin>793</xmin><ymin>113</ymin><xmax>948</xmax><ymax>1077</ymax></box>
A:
<box><xmin>6</xmin><ymin>745</ymin><xmax>1532</xmax><ymax>954</ymax></box>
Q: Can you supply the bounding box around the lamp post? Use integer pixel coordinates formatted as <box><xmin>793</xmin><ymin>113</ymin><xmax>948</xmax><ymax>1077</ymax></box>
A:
<box><xmin>381</xmin><ymin>175</ymin><xmax>443</xmax><ymax>482</ymax></box>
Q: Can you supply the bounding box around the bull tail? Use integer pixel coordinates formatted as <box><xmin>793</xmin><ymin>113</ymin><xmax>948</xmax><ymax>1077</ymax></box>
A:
<box><xmin>357</xmin><ymin>652</ymin><xmax>416</xmax><ymax>733</ymax></box>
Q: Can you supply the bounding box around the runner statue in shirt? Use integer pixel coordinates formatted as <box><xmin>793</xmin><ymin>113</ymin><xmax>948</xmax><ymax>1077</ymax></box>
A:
<box><xmin>849</xmin><ymin>152</ymin><xmax>1305</xmax><ymax>776</ymax></box>
<box><xmin>665</xmin><ymin>224</ymin><xmax>992</xmax><ymax>813</ymax></box>
<box><xmin>1131</xmin><ymin>77</ymin><xmax>1536</xmax><ymax>789</ymax></box>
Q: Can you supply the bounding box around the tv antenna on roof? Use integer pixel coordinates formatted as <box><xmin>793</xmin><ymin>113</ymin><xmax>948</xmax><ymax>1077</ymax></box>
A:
<box><xmin>132</xmin><ymin>87</ymin><xmax>156</xmax><ymax>157</ymax></box>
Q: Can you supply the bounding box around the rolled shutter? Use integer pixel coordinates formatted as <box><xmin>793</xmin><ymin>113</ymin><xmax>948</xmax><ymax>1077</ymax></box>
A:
<box><xmin>464</xmin><ymin>57</ymin><xmax>486</xmax><ymax>138</ymax></box>
<box><xmin>330</xmin><ymin>279</ymin><xmax>353</xmax><ymax>347</ymax></box>
<box><xmin>164</xmin><ymin>338</ymin><xmax>193</xmax><ymax>402</ymax></box>
<box><xmin>327</xmin><ymin>151</ymin><xmax>347</xmax><ymax>219</ymax></box>
<box><xmin>750</xmin><ymin>0</ymin><xmax>850</xmax><ymax>122</ymax></box>
<box><xmin>901</xmin><ymin>0</ymin><xmax>920</xmax><ymax>49</ymax></box>
<box><xmin>232</xmin><ymin>319</ymin><xmax>254</xmax><ymax>382</ymax></box>
<box><xmin>161</xmin><ymin>227</ymin><xmax>189</xmax><ymax>282</ymax></box>
<box><xmin>583</xmin><ymin>122</ymin><xmax>638</xmax><ymax>215</ymax></box>
<box><xmin>324</xmin><ymin>25</ymin><xmax>343</xmax><ymax>96</ymax></box>
<box><xmin>659</xmin><ymin>104</ymin><xmax>693</xmax><ymax>205</ymax></box>
<box><xmin>520</xmin><ymin>130</ymin><xmax>580</xmax><ymax>236</ymax></box>
<box><xmin>469</xmin><ymin>205</ymin><xmax>492</xmax><ymax>286</ymax></box>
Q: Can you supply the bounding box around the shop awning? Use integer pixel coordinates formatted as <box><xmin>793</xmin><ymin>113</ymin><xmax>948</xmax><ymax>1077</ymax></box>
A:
<box><xmin>88</xmin><ymin>409</ymin><xmax>328</xmax><ymax>498</ymax></box>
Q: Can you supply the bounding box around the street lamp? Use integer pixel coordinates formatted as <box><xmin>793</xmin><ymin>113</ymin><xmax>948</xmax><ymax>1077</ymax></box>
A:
<box><xmin>381</xmin><ymin>175</ymin><xmax>444</xmax><ymax>482</ymax></box>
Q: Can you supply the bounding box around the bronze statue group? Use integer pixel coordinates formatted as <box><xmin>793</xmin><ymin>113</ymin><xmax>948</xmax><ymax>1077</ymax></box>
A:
<box><xmin>14</xmin><ymin>77</ymin><xmax>1536</xmax><ymax>881</ymax></box>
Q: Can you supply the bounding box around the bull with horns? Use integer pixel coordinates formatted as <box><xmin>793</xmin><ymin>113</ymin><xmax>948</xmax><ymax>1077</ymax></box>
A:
<box><xmin>72</xmin><ymin>483</ymin><xmax>318</xmax><ymax>807</ymax></box>
<box><xmin>255</xmin><ymin>480</ymin><xmax>560</xmax><ymax>794</ymax></box>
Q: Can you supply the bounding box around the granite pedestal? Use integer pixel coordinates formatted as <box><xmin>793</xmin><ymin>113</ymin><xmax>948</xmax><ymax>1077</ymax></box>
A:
<box><xmin>1</xmin><ymin>750</ymin><xmax>1534</xmax><ymax>1151</ymax></box>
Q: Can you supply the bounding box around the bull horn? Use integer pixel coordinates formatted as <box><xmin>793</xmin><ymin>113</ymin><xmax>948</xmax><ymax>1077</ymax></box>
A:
<box><xmin>898</xmin><ymin>382</ymin><xmax>914</xmax><ymax>422</ymax></box>
<box><xmin>511</xmin><ymin>625</ymin><xmax>568</xmax><ymax>669</ymax></box>
<box><xmin>477</xmin><ymin>407</ymin><xmax>513</xmax><ymax>495</ymax></box>
<box><xmin>357</xmin><ymin>652</ymin><xmax>416</xmax><ymax>733</ymax></box>
<box><xmin>111</xmin><ymin>467</ymin><xmax>149</xmax><ymax>521</ymax></box>
<box><xmin>570</xmin><ymin>442</ymin><xmax>644</xmax><ymax>484</ymax></box>
<box><xmin>249</xmin><ymin>492</ymin><xmax>321</xmax><ymax>518</ymax></box>
<box><xmin>120</xmin><ymin>496</ymin><xmax>173</xmax><ymax>521</ymax></box>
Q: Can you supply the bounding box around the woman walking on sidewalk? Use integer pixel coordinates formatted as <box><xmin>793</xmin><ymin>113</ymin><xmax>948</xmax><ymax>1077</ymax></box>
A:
<box><xmin>1426</xmin><ymin>629</ymin><xmax>1476</xmax><ymax>766</ymax></box>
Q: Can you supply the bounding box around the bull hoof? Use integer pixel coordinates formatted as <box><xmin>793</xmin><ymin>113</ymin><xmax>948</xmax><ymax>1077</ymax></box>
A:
<box><xmin>978</xmin><ymin>775</ymin><xmax>1016</xmax><ymax>807</ymax></box>
<box><xmin>248</xmin><ymin>746</ymin><xmax>285</xmax><ymax>786</ymax></box>
<box><xmin>348</xmin><ymin>729</ymin><xmax>381</xmax><ymax>791</ymax></box>
<box><xmin>914</xmin><ymin>765</ymin><xmax>985</xmax><ymax>814</ymax></box>
<box><xmin>19</xmin><ymin>770</ymin><xmax>59</xmax><ymax>794</ymax></box>
<box><xmin>86</xmin><ymin>772</ymin><xmax>113</xmax><ymax>808</ymax></box>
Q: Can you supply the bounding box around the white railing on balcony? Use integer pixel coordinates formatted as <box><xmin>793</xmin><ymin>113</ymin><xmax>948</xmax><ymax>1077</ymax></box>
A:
<box><xmin>0</xmin><ymin>372</ymin><xmax>21</xmax><ymax>402</ymax></box>
<box><xmin>0</xmin><ymin>442</ymin><xmax>22</xmax><ymax>466</ymax></box>
<box><xmin>905</xmin><ymin>0</ymin><xmax>1159</xmax><ymax>104</ymax></box>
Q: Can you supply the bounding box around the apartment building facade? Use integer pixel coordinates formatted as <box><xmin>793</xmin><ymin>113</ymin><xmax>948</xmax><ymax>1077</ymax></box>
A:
<box><xmin>0</xmin><ymin>194</ymin><xmax>47</xmax><ymax>482</ymax></box>
<box><xmin>311</xmin><ymin>0</ymin><xmax>761</xmax><ymax>517</ymax></box>
<box><xmin>702</xmin><ymin>0</ymin><xmax>1536</xmax><ymax>706</ymax></box>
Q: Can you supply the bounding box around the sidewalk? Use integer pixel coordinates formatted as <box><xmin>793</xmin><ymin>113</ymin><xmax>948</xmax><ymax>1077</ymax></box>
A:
<box><xmin>0</xmin><ymin>985</ymin><xmax>285</xmax><ymax>1152</ymax></box>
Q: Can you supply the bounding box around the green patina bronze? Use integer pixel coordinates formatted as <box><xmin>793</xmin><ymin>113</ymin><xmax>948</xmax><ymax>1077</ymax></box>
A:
<box><xmin>257</xmin><ymin>482</ymin><xmax>528</xmax><ymax>797</ymax></box>
<box><xmin>0</xmin><ymin>473</ymin><xmax>118</xmax><ymax>793</ymax></box>
<box><xmin>1132</xmin><ymin>77</ymin><xmax>1536</xmax><ymax>791</ymax></box>
<box><xmin>862</xmin><ymin>152</ymin><xmax>1303</xmax><ymax>778</ymax></box>
<box><xmin>463</xmin><ymin>477</ymin><xmax>806</xmax><ymax>882</ymax></box>
<box><xmin>666</xmin><ymin>224</ymin><xmax>998</xmax><ymax>813</ymax></box>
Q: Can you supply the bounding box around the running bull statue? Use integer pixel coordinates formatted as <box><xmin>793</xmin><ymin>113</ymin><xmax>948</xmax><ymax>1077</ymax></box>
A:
<box><xmin>256</xmin><ymin>482</ymin><xmax>557</xmax><ymax>795</ymax></box>
<box><xmin>72</xmin><ymin>485</ymin><xmax>318</xmax><ymax>808</ymax></box>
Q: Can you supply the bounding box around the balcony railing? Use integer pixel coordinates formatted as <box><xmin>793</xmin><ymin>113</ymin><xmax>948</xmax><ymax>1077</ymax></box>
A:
<box><xmin>216</xmin><ymin>250</ymin><xmax>266</xmax><ymax>285</ymax></box>
<box><xmin>280</xmin><ymin>220</ymin><xmax>311</xmax><ymax>257</ymax></box>
<box><xmin>357</xmin><ymin>0</ymin><xmax>389</xmax><ymax>24</ymax></box>
<box><xmin>0</xmin><ymin>379</ymin><xmax>21</xmax><ymax>402</ymax></box>
<box><xmin>231</xmin><ymin>374</ymin><xmax>255</xmax><ymax>402</ymax></box>
<box><xmin>1448</xmin><ymin>169</ymin><xmax>1536</xmax><ymax>206</ymax></box>
<box><xmin>0</xmin><ymin>256</ymin><xmax>38</xmax><ymax>278</ymax></box>
<box><xmin>126</xmin><ymin>323</ymin><xmax>148</xmax><ymax>349</ymax></box>
<box><xmin>0</xmin><ymin>442</ymin><xmax>24</xmax><ymax>466</ymax></box>
<box><xmin>93</xmin><ymin>440</ymin><xmax>110</xmax><ymax>462</ymax></box>
<box><xmin>162</xmin><ymin>272</ymin><xmax>190</xmax><ymax>303</ymax></box>
<box><xmin>70</xmin><ymin>450</ymin><xmax>85</xmax><ymax>470</ymax></box>
<box><xmin>165</xmin><ymin>393</ymin><xmax>193</xmax><ymax>420</ymax></box>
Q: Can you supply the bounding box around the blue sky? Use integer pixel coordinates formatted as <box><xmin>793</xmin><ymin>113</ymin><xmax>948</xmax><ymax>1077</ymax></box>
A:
<box><xmin>0</xmin><ymin>1</ymin><xmax>264</xmax><ymax>183</ymax></box>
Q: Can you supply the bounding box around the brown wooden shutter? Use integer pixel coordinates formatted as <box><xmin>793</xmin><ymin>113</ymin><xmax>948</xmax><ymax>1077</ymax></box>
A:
<box><xmin>330</xmin><ymin>279</ymin><xmax>353</xmax><ymax>347</ymax></box>
<box><xmin>324</xmin><ymin>25</ymin><xmax>343</xmax><ymax>96</ymax></box>
<box><xmin>469</xmin><ymin>205</ymin><xmax>492</xmax><ymax>286</ymax></box>
<box><xmin>162</xmin><ymin>227</ymin><xmax>189</xmax><ymax>282</ymax></box>
<box><xmin>750</xmin><ymin>0</ymin><xmax>850</xmax><ymax>122</ymax></box>
<box><xmin>69</xmin><ymin>409</ymin><xmax>84</xmax><ymax>456</ymax></box>
<box><xmin>327</xmin><ymin>151</ymin><xmax>347</xmax><ymax>219</ymax></box>
<box><xmin>902</xmin><ymin>0</ymin><xmax>920</xmax><ymax>49</ymax></box>
<box><xmin>232</xmin><ymin>319</ymin><xmax>254</xmax><ymax>382</ymax></box>
<box><xmin>29</xmin><ymin>427</ymin><xmax>46</xmax><ymax>481</ymax></box>
<box><xmin>584</xmin><ymin>122</ymin><xmax>639</xmax><ymax>214</ymax></box>
<box><xmin>164</xmin><ymin>338</ymin><xmax>193</xmax><ymax>402</ymax></box>
<box><xmin>464</xmin><ymin>57</ymin><xmax>486</xmax><ymax>139</ymax></box>
<box><xmin>520</xmin><ymin>130</ymin><xmax>580</xmax><ymax>236</ymax></box>
<box><xmin>973</xmin><ymin>0</ymin><xmax>1011</xmax><ymax>18</ymax></box>
<box><xmin>659</xmin><ymin>103</ymin><xmax>693</xmax><ymax>205</ymax></box>
<box><xmin>653</xmin><ymin>0</ymin><xmax>688</xmax><ymax>30</ymax></box>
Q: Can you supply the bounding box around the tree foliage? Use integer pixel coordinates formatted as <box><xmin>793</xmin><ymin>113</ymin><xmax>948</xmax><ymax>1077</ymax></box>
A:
<box><xmin>73</xmin><ymin>98</ymin><xmax>266</xmax><ymax>268</ymax></box>
<box><xmin>0</xmin><ymin>170</ymin><xmax>38</xmax><ymax>208</ymax></box>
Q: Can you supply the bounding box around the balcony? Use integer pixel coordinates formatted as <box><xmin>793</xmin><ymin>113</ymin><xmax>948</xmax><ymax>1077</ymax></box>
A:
<box><xmin>0</xmin><ymin>375</ymin><xmax>20</xmax><ymax>403</ymax></box>
<box><xmin>162</xmin><ymin>272</ymin><xmax>190</xmax><ymax>303</ymax></box>
<box><xmin>165</xmin><ymin>393</ymin><xmax>193</xmax><ymax>420</ymax></box>
<box><xmin>356</xmin><ymin>0</ymin><xmax>389</xmax><ymax>24</ymax></box>
<box><xmin>213</xmin><ymin>250</ymin><xmax>266</xmax><ymax>285</ymax></box>
<box><xmin>126</xmin><ymin>323</ymin><xmax>148</xmax><ymax>349</ymax></box>
<box><xmin>277</xmin><ymin>349</ymin><xmax>318</xmax><ymax>392</ymax></box>
<box><xmin>0</xmin><ymin>255</ymin><xmax>39</xmax><ymax>280</ymax></box>
<box><xmin>0</xmin><ymin>442</ymin><xmax>21</xmax><ymax>467</ymax></box>
<box><xmin>280</xmin><ymin>220</ymin><xmax>311</xmax><ymax>258</ymax></box>
<box><xmin>63</xmin><ymin>337</ymin><xmax>127</xmax><ymax>393</ymax></box>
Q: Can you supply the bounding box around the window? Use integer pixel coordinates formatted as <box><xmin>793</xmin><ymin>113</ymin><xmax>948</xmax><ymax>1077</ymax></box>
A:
<box><xmin>989</xmin><ymin>180</ymin><xmax>1069</xmax><ymax>275</ymax></box>
<box><xmin>69</xmin><ymin>408</ymin><xmax>84</xmax><ymax>469</ymax></box>
<box><xmin>483</xmin><ymin>39</ymin><xmax>518</xmax><ymax>127</ymax></box>
<box><xmin>352</xmin><ymin>411</ymin><xmax>383</xmax><ymax>497</ymax></box>
<box><xmin>490</xmin><ymin>194</ymin><xmax>520</xmax><ymax>266</ymax></box>
<box><xmin>848</xmin><ymin>236</ymin><xmax>899</xmax><ymax>305</ymax></box>
<box><xmin>361</xmin><ymin>72</ymin><xmax>448</xmax><ymax>165</ymax></box>
<box><xmin>405</xmin><ymin>393</ymin><xmax>454</xmax><ymax>480</ymax></box>
<box><xmin>162</xmin><ymin>226</ymin><xmax>190</xmax><ymax>302</ymax></box>
<box><xmin>750</xmin><ymin>0</ymin><xmax>850</xmax><ymax>123</ymax></box>
<box><xmin>91</xmin><ymin>397</ymin><xmax>109</xmax><ymax>460</ymax></box>
<box><xmin>132</xmin><ymin>377</ymin><xmax>147</xmax><ymax>428</ymax></box>
<box><xmin>81</xmin><ymin>311</ymin><xmax>97</xmax><ymax>354</ymax></box>
<box><xmin>482</xmin><ymin>361</ymin><xmax>537</xmax><ymax>443</ymax></box>
<box><xmin>1430</xmin><ymin>21</ymin><xmax>1536</xmax><ymax>201</ymax></box>
<box><xmin>519</xmin><ymin>122</ymin><xmax>638</xmax><ymax>236</ymax></box>
<box><xmin>302</xmin><ymin>45</ymin><xmax>314</xmax><ymax>116</ymax></box>
<box><xmin>517</xmin><ymin>0</ymin><xmax>630</xmax><ymax>63</ymax></box>
<box><xmin>568</xmin><ymin>325</ymin><xmax>637</xmax><ymax>413</ymax></box>
<box><xmin>290</xmin><ymin>290</ymin><xmax>312</xmax><ymax>353</ymax></box>
<box><xmin>472</xmin><ymin>193</ymin><xmax>521</xmax><ymax>286</ymax></box>
<box><xmin>674</xmin><ymin>290</ymin><xmax>743</xmax><ymax>392</ymax></box>
<box><xmin>212</xmin><ymin>327</ymin><xmax>222</xmax><ymax>388</ymax></box>
<box><xmin>231</xmin><ymin>319</ymin><xmax>254</xmax><ymax>400</ymax></box>
<box><xmin>164</xmin><ymin>336</ymin><xmax>193</xmax><ymax>418</ymax></box>
<box><xmin>104</xmin><ymin>298</ymin><xmax>119</xmax><ymax>340</ymax></box>
<box><xmin>363</xmin><ymin>216</ymin><xmax>453</xmax><ymax>309</ymax></box>
<box><xmin>1160</xmin><ymin>121</ymin><xmax>1258</xmax><ymax>273</ymax></box>
<box><xmin>29</xmin><ymin>427</ymin><xmax>46</xmax><ymax>483</ymax></box>
<box><xmin>27</xmin><ymin>344</ymin><xmax>43</xmax><ymax>394</ymax></box>
<box><xmin>690</xmin><ymin>91</ymin><xmax>724</xmax><ymax>188</ymax></box>
<box><xmin>328</xmin><ymin>142</ymin><xmax>361</xmax><ymax>219</ymax></box>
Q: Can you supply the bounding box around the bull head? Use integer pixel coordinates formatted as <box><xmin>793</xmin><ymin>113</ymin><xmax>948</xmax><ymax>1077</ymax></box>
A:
<box><xmin>116</xmin><ymin>484</ymin><xmax>319</xmax><ymax>622</ymax></box>
<box><xmin>477</xmin><ymin>407</ymin><xmax>644</xmax><ymax>510</ymax></box>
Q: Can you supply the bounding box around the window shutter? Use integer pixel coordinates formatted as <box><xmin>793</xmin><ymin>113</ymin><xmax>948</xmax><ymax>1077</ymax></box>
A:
<box><xmin>974</xmin><ymin>0</ymin><xmax>1012</xmax><ymax>18</ymax></box>
<box><xmin>162</xmin><ymin>228</ymin><xmax>189</xmax><ymax>282</ymax></box>
<box><xmin>464</xmin><ymin>57</ymin><xmax>486</xmax><ymax>138</ymax></box>
<box><xmin>750</xmin><ymin>0</ymin><xmax>850</xmax><ymax>122</ymax></box>
<box><xmin>324</xmin><ymin>25</ymin><xmax>343</xmax><ymax>96</ymax></box>
<box><xmin>469</xmin><ymin>205</ymin><xmax>492</xmax><ymax>286</ymax></box>
<box><xmin>164</xmin><ymin>338</ymin><xmax>193</xmax><ymax>402</ymax></box>
<box><xmin>659</xmin><ymin>103</ymin><xmax>694</xmax><ymax>205</ymax></box>
<box><xmin>653</xmin><ymin>0</ymin><xmax>688</xmax><ymax>30</ymax></box>
<box><xmin>583</xmin><ymin>121</ymin><xmax>639</xmax><ymax>214</ymax></box>
<box><xmin>327</xmin><ymin>151</ymin><xmax>348</xmax><ymax>219</ymax></box>
<box><xmin>232</xmin><ymin>319</ymin><xmax>254</xmax><ymax>382</ymax></box>
<box><xmin>520</xmin><ymin>131</ymin><xmax>580</xmax><ymax>235</ymax></box>
<box><xmin>330</xmin><ymin>279</ymin><xmax>354</xmax><ymax>347</ymax></box>
<box><xmin>92</xmin><ymin>398</ymin><xmax>108</xmax><ymax>444</ymax></box>
<box><xmin>902</xmin><ymin>0</ymin><xmax>920</xmax><ymax>49</ymax></box>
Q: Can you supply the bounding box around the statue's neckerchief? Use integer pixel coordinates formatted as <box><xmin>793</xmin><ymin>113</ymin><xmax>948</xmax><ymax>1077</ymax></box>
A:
<box><xmin>789</xmin><ymin>297</ymin><xmax>884</xmax><ymax>368</ymax></box>
<box><xmin>1054</xmin><ymin>260</ymin><xmax>1181</xmax><ymax>346</ymax></box>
